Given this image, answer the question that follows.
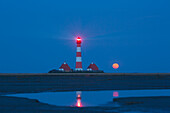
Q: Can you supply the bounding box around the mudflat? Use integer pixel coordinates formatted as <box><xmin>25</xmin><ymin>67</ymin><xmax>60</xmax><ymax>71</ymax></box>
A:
<box><xmin>0</xmin><ymin>96</ymin><xmax>170</xmax><ymax>113</ymax></box>
<box><xmin>0</xmin><ymin>73</ymin><xmax>170</xmax><ymax>94</ymax></box>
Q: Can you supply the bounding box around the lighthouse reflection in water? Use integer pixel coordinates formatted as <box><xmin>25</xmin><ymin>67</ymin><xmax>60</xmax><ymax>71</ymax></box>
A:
<box><xmin>76</xmin><ymin>91</ymin><xmax>82</xmax><ymax>107</ymax></box>
<box><xmin>75</xmin><ymin>91</ymin><xmax>119</xmax><ymax>107</ymax></box>
<box><xmin>6</xmin><ymin>90</ymin><xmax>170</xmax><ymax>107</ymax></box>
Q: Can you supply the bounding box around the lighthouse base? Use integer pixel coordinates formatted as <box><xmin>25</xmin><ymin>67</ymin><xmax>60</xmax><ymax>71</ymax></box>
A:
<box><xmin>48</xmin><ymin>69</ymin><xmax>104</xmax><ymax>73</ymax></box>
<box><xmin>75</xmin><ymin>68</ymin><xmax>83</xmax><ymax>71</ymax></box>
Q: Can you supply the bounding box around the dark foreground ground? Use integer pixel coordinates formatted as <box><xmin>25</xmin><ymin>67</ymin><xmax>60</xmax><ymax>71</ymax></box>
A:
<box><xmin>0</xmin><ymin>96</ymin><xmax>170</xmax><ymax>113</ymax></box>
<box><xmin>0</xmin><ymin>73</ymin><xmax>170</xmax><ymax>113</ymax></box>
<box><xmin>0</xmin><ymin>73</ymin><xmax>170</xmax><ymax>94</ymax></box>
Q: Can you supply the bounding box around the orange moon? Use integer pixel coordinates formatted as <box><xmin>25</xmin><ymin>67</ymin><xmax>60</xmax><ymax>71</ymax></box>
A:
<box><xmin>112</xmin><ymin>63</ymin><xmax>119</xmax><ymax>69</ymax></box>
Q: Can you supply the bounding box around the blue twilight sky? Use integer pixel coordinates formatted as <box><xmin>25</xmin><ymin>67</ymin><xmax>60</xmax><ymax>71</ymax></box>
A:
<box><xmin>0</xmin><ymin>0</ymin><xmax>170</xmax><ymax>73</ymax></box>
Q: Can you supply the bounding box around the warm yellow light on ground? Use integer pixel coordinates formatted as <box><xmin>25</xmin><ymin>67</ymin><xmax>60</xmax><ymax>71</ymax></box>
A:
<box><xmin>112</xmin><ymin>63</ymin><xmax>119</xmax><ymax>69</ymax></box>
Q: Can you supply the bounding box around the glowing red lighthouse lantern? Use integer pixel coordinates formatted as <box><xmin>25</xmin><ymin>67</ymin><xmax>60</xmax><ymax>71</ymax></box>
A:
<box><xmin>75</xmin><ymin>37</ymin><xmax>83</xmax><ymax>71</ymax></box>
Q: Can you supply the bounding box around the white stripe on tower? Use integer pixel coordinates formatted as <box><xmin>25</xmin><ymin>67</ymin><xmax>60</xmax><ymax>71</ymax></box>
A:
<box><xmin>75</xmin><ymin>37</ymin><xmax>83</xmax><ymax>71</ymax></box>
<box><xmin>77</xmin><ymin>47</ymin><xmax>81</xmax><ymax>52</ymax></box>
<box><xmin>76</xmin><ymin>57</ymin><xmax>82</xmax><ymax>62</ymax></box>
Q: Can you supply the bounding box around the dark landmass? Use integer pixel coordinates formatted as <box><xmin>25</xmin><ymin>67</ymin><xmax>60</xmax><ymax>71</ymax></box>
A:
<box><xmin>0</xmin><ymin>73</ymin><xmax>170</xmax><ymax>95</ymax></box>
<box><xmin>48</xmin><ymin>69</ymin><xmax>104</xmax><ymax>73</ymax></box>
<box><xmin>1</xmin><ymin>96</ymin><xmax>170</xmax><ymax>113</ymax></box>
<box><xmin>114</xmin><ymin>96</ymin><xmax>170</xmax><ymax>112</ymax></box>
<box><xmin>114</xmin><ymin>96</ymin><xmax>170</xmax><ymax>109</ymax></box>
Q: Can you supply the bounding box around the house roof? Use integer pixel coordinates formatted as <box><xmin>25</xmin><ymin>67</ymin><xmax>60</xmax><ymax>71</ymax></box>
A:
<box><xmin>59</xmin><ymin>62</ymin><xmax>71</xmax><ymax>71</ymax></box>
<box><xmin>87</xmin><ymin>62</ymin><xmax>99</xmax><ymax>70</ymax></box>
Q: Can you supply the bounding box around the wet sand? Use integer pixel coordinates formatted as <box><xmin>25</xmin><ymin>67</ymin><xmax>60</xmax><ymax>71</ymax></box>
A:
<box><xmin>1</xmin><ymin>96</ymin><xmax>170</xmax><ymax>113</ymax></box>
<box><xmin>0</xmin><ymin>73</ymin><xmax>170</xmax><ymax>112</ymax></box>
<box><xmin>114</xmin><ymin>96</ymin><xmax>170</xmax><ymax>112</ymax></box>
<box><xmin>0</xmin><ymin>73</ymin><xmax>170</xmax><ymax>95</ymax></box>
<box><xmin>0</xmin><ymin>96</ymin><xmax>106</xmax><ymax>113</ymax></box>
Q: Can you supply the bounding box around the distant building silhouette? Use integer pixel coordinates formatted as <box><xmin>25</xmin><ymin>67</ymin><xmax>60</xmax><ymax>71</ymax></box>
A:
<box><xmin>87</xmin><ymin>62</ymin><xmax>99</xmax><ymax>71</ymax></box>
<box><xmin>59</xmin><ymin>62</ymin><xmax>71</xmax><ymax>72</ymax></box>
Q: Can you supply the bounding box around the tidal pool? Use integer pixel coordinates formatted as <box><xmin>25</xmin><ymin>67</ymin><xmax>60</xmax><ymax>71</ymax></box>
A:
<box><xmin>6</xmin><ymin>89</ymin><xmax>170</xmax><ymax>107</ymax></box>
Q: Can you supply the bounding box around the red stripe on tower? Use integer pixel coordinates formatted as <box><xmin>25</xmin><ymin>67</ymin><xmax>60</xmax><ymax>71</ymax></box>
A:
<box><xmin>75</xmin><ymin>37</ymin><xmax>83</xmax><ymax>71</ymax></box>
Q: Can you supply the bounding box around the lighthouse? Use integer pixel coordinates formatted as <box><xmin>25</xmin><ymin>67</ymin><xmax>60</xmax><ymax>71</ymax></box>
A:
<box><xmin>48</xmin><ymin>36</ymin><xmax>104</xmax><ymax>73</ymax></box>
<box><xmin>75</xmin><ymin>37</ymin><xmax>83</xmax><ymax>71</ymax></box>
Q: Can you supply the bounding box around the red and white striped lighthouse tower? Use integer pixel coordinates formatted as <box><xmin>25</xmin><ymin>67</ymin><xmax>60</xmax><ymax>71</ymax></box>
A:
<box><xmin>75</xmin><ymin>37</ymin><xmax>83</xmax><ymax>71</ymax></box>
